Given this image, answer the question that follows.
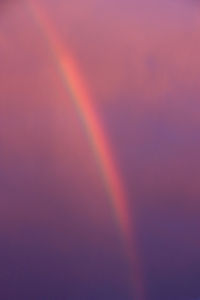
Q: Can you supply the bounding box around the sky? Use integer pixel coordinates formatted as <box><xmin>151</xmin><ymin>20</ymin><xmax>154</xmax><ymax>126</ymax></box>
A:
<box><xmin>0</xmin><ymin>0</ymin><xmax>200</xmax><ymax>299</ymax></box>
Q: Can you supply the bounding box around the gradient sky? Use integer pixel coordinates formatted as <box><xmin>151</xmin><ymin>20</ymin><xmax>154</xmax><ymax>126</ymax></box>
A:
<box><xmin>0</xmin><ymin>0</ymin><xmax>200</xmax><ymax>299</ymax></box>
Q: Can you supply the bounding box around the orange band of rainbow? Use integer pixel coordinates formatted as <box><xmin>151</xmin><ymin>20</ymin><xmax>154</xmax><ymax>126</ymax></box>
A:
<box><xmin>28</xmin><ymin>2</ymin><xmax>145</xmax><ymax>299</ymax></box>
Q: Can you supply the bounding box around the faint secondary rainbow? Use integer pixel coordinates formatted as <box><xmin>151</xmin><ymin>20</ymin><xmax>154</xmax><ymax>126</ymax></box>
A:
<box><xmin>28</xmin><ymin>2</ymin><xmax>145</xmax><ymax>299</ymax></box>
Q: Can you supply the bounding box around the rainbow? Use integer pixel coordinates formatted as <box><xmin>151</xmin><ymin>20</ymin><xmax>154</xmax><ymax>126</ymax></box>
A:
<box><xmin>28</xmin><ymin>2</ymin><xmax>145</xmax><ymax>299</ymax></box>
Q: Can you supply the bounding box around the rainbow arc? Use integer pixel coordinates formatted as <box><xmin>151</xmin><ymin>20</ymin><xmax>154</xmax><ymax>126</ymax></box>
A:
<box><xmin>28</xmin><ymin>2</ymin><xmax>145</xmax><ymax>299</ymax></box>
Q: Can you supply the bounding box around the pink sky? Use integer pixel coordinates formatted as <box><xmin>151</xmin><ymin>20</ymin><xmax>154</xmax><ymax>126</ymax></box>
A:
<box><xmin>0</xmin><ymin>1</ymin><xmax>200</xmax><ymax>299</ymax></box>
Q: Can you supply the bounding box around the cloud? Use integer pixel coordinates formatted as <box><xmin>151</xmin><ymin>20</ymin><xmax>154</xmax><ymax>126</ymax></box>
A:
<box><xmin>0</xmin><ymin>1</ymin><xmax>200</xmax><ymax>299</ymax></box>
<box><xmin>35</xmin><ymin>0</ymin><xmax>199</xmax><ymax>110</ymax></box>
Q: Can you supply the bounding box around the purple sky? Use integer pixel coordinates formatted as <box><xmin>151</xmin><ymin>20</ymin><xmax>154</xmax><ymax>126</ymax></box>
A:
<box><xmin>0</xmin><ymin>0</ymin><xmax>200</xmax><ymax>299</ymax></box>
